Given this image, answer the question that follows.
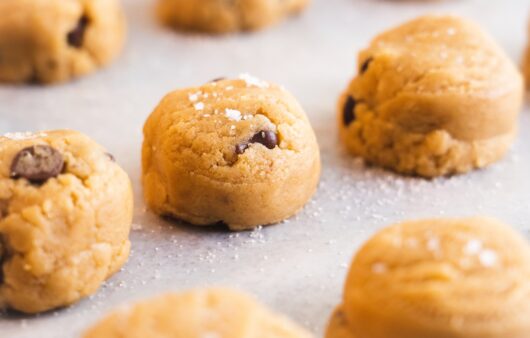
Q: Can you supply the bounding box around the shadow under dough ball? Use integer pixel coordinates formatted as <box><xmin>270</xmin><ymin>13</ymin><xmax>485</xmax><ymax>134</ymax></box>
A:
<box><xmin>142</xmin><ymin>75</ymin><xmax>321</xmax><ymax>231</ymax></box>
<box><xmin>0</xmin><ymin>0</ymin><xmax>126</xmax><ymax>84</ymax></box>
<box><xmin>83</xmin><ymin>288</ymin><xmax>313</xmax><ymax>338</ymax></box>
<box><xmin>338</xmin><ymin>15</ymin><xmax>524</xmax><ymax>178</ymax></box>
<box><xmin>0</xmin><ymin>130</ymin><xmax>133</xmax><ymax>313</ymax></box>
<box><xmin>156</xmin><ymin>0</ymin><xmax>309</xmax><ymax>33</ymax></box>
<box><xmin>326</xmin><ymin>217</ymin><xmax>530</xmax><ymax>338</ymax></box>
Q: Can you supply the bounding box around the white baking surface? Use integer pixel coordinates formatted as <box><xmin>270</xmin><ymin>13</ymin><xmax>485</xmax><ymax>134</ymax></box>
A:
<box><xmin>1</xmin><ymin>0</ymin><xmax>530</xmax><ymax>337</ymax></box>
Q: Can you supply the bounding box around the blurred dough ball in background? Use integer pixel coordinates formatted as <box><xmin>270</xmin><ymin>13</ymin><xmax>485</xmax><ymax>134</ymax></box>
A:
<box><xmin>156</xmin><ymin>0</ymin><xmax>310</xmax><ymax>34</ymax></box>
<box><xmin>0</xmin><ymin>0</ymin><xmax>126</xmax><ymax>84</ymax></box>
<box><xmin>83</xmin><ymin>288</ymin><xmax>314</xmax><ymax>338</ymax></box>
<box><xmin>326</xmin><ymin>217</ymin><xmax>530</xmax><ymax>338</ymax></box>
<box><xmin>523</xmin><ymin>17</ymin><xmax>530</xmax><ymax>90</ymax></box>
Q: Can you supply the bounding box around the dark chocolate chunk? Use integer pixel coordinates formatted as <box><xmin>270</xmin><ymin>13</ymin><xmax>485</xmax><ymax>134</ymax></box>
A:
<box><xmin>10</xmin><ymin>145</ymin><xmax>64</xmax><ymax>183</ymax></box>
<box><xmin>67</xmin><ymin>15</ymin><xmax>89</xmax><ymax>48</ymax></box>
<box><xmin>360</xmin><ymin>57</ymin><xmax>373</xmax><ymax>74</ymax></box>
<box><xmin>105</xmin><ymin>152</ymin><xmax>116</xmax><ymax>162</ymax></box>
<box><xmin>343</xmin><ymin>96</ymin><xmax>357</xmax><ymax>126</ymax></box>
<box><xmin>250</xmin><ymin>130</ymin><xmax>278</xmax><ymax>150</ymax></box>
<box><xmin>210</xmin><ymin>77</ymin><xmax>226</xmax><ymax>83</ymax></box>
<box><xmin>235</xmin><ymin>143</ymin><xmax>249</xmax><ymax>155</ymax></box>
<box><xmin>235</xmin><ymin>130</ymin><xmax>278</xmax><ymax>155</ymax></box>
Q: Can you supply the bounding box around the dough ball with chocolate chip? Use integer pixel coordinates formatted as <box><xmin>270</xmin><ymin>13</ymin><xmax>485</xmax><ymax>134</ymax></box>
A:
<box><xmin>142</xmin><ymin>75</ymin><xmax>320</xmax><ymax>231</ymax></box>
<box><xmin>0</xmin><ymin>130</ymin><xmax>133</xmax><ymax>313</ymax></box>
<box><xmin>0</xmin><ymin>0</ymin><xmax>126</xmax><ymax>84</ymax></box>
<box><xmin>338</xmin><ymin>15</ymin><xmax>523</xmax><ymax>178</ymax></box>
<box><xmin>83</xmin><ymin>288</ymin><xmax>313</xmax><ymax>338</ymax></box>
<box><xmin>326</xmin><ymin>217</ymin><xmax>530</xmax><ymax>338</ymax></box>
<box><xmin>157</xmin><ymin>0</ymin><xmax>309</xmax><ymax>34</ymax></box>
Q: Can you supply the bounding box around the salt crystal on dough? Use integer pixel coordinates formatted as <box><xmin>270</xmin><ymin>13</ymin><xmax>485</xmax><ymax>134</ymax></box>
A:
<box><xmin>479</xmin><ymin>249</ymin><xmax>498</xmax><ymax>267</ymax></box>
<box><xmin>2</xmin><ymin>131</ymin><xmax>46</xmax><ymax>140</ymax></box>
<box><xmin>464</xmin><ymin>239</ymin><xmax>482</xmax><ymax>255</ymax></box>
<box><xmin>238</xmin><ymin>73</ymin><xmax>269</xmax><ymax>88</ymax></box>
<box><xmin>188</xmin><ymin>92</ymin><xmax>201</xmax><ymax>102</ymax></box>
<box><xmin>194</xmin><ymin>102</ymin><xmax>205</xmax><ymax>111</ymax></box>
<box><xmin>225</xmin><ymin>108</ymin><xmax>241</xmax><ymax>121</ymax></box>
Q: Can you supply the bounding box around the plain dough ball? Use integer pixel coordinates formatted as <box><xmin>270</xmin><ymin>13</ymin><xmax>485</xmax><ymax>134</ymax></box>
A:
<box><xmin>0</xmin><ymin>130</ymin><xmax>133</xmax><ymax>313</ymax></box>
<box><xmin>83</xmin><ymin>288</ymin><xmax>314</xmax><ymax>338</ymax></box>
<box><xmin>0</xmin><ymin>0</ymin><xmax>126</xmax><ymax>84</ymax></box>
<box><xmin>157</xmin><ymin>0</ymin><xmax>309</xmax><ymax>33</ymax></box>
<box><xmin>142</xmin><ymin>75</ymin><xmax>320</xmax><ymax>231</ymax></box>
<box><xmin>326</xmin><ymin>217</ymin><xmax>530</xmax><ymax>338</ymax></box>
<box><xmin>338</xmin><ymin>15</ymin><xmax>523</xmax><ymax>178</ymax></box>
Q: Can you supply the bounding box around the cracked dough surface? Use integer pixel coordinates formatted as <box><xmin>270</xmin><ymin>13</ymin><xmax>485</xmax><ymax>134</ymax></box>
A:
<box><xmin>157</xmin><ymin>0</ymin><xmax>309</xmax><ymax>33</ymax></box>
<box><xmin>326</xmin><ymin>217</ymin><xmax>530</xmax><ymax>338</ymax></box>
<box><xmin>83</xmin><ymin>288</ymin><xmax>313</xmax><ymax>338</ymax></box>
<box><xmin>338</xmin><ymin>15</ymin><xmax>523</xmax><ymax>178</ymax></box>
<box><xmin>0</xmin><ymin>130</ymin><xmax>133</xmax><ymax>313</ymax></box>
<box><xmin>142</xmin><ymin>76</ymin><xmax>320</xmax><ymax>231</ymax></box>
<box><xmin>0</xmin><ymin>0</ymin><xmax>126</xmax><ymax>84</ymax></box>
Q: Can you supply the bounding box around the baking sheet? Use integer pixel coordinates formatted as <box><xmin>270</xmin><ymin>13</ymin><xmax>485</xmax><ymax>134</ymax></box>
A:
<box><xmin>1</xmin><ymin>0</ymin><xmax>530</xmax><ymax>337</ymax></box>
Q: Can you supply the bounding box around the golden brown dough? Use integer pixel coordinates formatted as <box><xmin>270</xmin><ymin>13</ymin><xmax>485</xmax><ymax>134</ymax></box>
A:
<box><xmin>338</xmin><ymin>15</ymin><xmax>523</xmax><ymax>177</ymax></box>
<box><xmin>142</xmin><ymin>75</ymin><xmax>320</xmax><ymax>230</ymax></box>
<box><xmin>83</xmin><ymin>288</ymin><xmax>314</xmax><ymax>338</ymax></box>
<box><xmin>0</xmin><ymin>130</ymin><xmax>133</xmax><ymax>313</ymax></box>
<box><xmin>523</xmin><ymin>19</ymin><xmax>530</xmax><ymax>90</ymax></box>
<box><xmin>0</xmin><ymin>0</ymin><xmax>126</xmax><ymax>84</ymax></box>
<box><xmin>326</xmin><ymin>217</ymin><xmax>530</xmax><ymax>338</ymax></box>
<box><xmin>157</xmin><ymin>0</ymin><xmax>309</xmax><ymax>33</ymax></box>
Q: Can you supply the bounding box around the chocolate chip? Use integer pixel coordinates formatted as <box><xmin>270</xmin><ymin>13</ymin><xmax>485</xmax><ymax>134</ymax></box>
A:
<box><xmin>10</xmin><ymin>145</ymin><xmax>64</xmax><ymax>184</ymax></box>
<box><xmin>105</xmin><ymin>152</ymin><xmax>116</xmax><ymax>162</ymax></box>
<box><xmin>67</xmin><ymin>15</ymin><xmax>89</xmax><ymax>48</ymax></box>
<box><xmin>250</xmin><ymin>130</ymin><xmax>278</xmax><ymax>149</ymax></box>
<box><xmin>343</xmin><ymin>96</ymin><xmax>357</xmax><ymax>126</ymax></box>
<box><xmin>235</xmin><ymin>143</ymin><xmax>248</xmax><ymax>155</ymax></box>
<box><xmin>360</xmin><ymin>57</ymin><xmax>373</xmax><ymax>74</ymax></box>
<box><xmin>210</xmin><ymin>77</ymin><xmax>226</xmax><ymax>83</ymax></box>
<box><xmin>235</xmin><ymin>130</ymin><xmax>278</xmax><ymax>155</ymax></box>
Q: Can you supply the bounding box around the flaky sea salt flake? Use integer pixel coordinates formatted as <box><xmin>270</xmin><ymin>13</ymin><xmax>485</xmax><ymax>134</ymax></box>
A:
<box><xmin>479</xmin><ymin>249</ymin><xmax>498</xmax><ymax>267</ymax></box>
<box><xmin>238</xmin><ymin>73</ymin><xmax>269</xmax><ymax>88</ymax></box>
<box><xmin>225</xmin><ymin>108</ymin><xmax>241</xmax><ymax>121</ymax></box>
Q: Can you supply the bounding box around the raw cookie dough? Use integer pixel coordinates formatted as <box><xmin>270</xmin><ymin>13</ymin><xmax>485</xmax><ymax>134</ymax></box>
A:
<box><xmin>0</xmin><ymin>130</ymin><xmax>133</xmax><ymax>313</ymax></box>
<box><xmin>523</xmin><ymin>19</ymin><xmax>530</xmax><ymax>90</ymax></box>
<box><xmin>142</xmin><ymin>75</ymin><xmax>320</xmax><ymax>231</ymax></box>
<box><xmin>338</xmin><ymin>15</ymin><xmax>523</xmax><ymax>178</ymax></box>
<box><xmin>0</xmin><ymin>0</ymin><xmax>126</xmax><ymax>84</ymax></box>
<box><xmin>83</xmin><ymin>288</ymin><xmax>314</xmax><ymax>338</ymax></box>
<box><xmin>157</xmin><ymin>0</ymin><xmax>309</xmax><ymax>33</ymax></box>
<box><xmin>326</xmin><ymin>217</ymin><xmax>530</xmax><ymax>338</ymax></box>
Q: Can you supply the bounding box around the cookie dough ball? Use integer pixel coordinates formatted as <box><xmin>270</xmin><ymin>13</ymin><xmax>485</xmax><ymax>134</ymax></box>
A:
<box><xmin>157</xmin><ymin>0</ymin><xmax>309</xmax><ymax>34</ymax></box>
<box><xmin>83</xmin><ymin>288</ymin><xmax>313</xmax><ymax>338</ymax></box>
<box><xmin>339</xmin><ymin>15</ymin><xmax>523</xmax><ymax>177</ymax></box>
<box><xmin>326</xmin><ymin>217</ymin><xmax>530</xmax><ymax>338</ymax></box>
<box><xmin>524</xmin><ymin>19</ymin><xmax>530</xmax><ymax>88</ymax></box>
<box><xmin>0</xmin><ymin>0</ymin><xmax>126</xmax><ymax>84</ymax></box>
<box><xmin>0</xmin><ymin>130</ymin><xmax>133</xmax><ymax>313</ymax></box>
<box><xmin>142</xmin><ymin>75</ymin><xmax>320</xmax><ymax>231</ymax></box>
